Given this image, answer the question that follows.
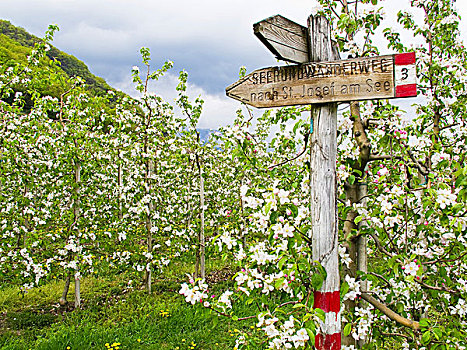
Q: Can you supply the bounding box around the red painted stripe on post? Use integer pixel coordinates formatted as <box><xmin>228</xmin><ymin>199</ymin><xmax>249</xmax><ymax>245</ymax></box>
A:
<box><xmin>313</xmin><ymin>291</ymin><xmax>340</xmax><ymax>314</ymax></box>
<box><xmin>315</xmin><ymin>332</ymin><xmax>341</xmax><ymax>350</ymax></box>
<box><xmin>395</xmin><ymin>52</ymin><xmax>416</xmax><ymax>65</ymax></box>
<box><xmin>396</xmin><ymin>84</ymin><xmax>417</xmax><ymax>97</ymax></box>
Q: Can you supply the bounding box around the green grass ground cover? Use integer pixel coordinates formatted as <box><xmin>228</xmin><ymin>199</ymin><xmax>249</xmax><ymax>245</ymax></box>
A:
<box><xmin>0</xmin><ymin>263</ymin><xmax>255</xmax><ymax>350</ymax></box>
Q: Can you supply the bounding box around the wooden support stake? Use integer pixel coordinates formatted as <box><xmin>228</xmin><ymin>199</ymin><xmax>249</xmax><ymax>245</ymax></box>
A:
<box><xmin>74</xmin><ymin>161</ymin><xmax>81</xmax><ymax>309</ymax></box>
<box><xmin>308</xmin><ymin>15</ymin><xmax>341</xmax><ymax>349</ymax></box>
<box><xmin>199</xmin><ymin>160</ymin><xmax>205</xmax><ymax>279</ymax></box>
<box><xmin>146</xmin><ymin>159</ymin><xmax>154</xmax><ymax>294</ymax></box>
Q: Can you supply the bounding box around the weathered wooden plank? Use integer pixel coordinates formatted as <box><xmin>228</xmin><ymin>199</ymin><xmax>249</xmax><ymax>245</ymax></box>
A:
<box><xmin>254</xmin><ymin>15</ymin><xmax>309</xmax><ymax>63</ymax></box>
<box><xmin>226</xmin><ymin>54</ymin><xmax>408</xmax><ymax>107</ymax></box>
<box><xmin>308</xmin><ymin>15</ymin><xmax>341</xmax><ymax>350</ymax></box>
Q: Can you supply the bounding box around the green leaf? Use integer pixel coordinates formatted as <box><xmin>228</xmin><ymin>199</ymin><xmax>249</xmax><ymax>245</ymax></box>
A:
<box><xmin>305</xmin><ymin>328</ymin><xmax>315</xmax><ymax>339</ymax></box>
<box><xmin>396</xmin><ymin>302</ymin><xmax>404</xmax><ymax>313</ymax></box>
<box><xmin>232</xmin><ymin>315</ymin><xmax>239</xmax><ymax>321</ymax></box>
<box><xmin>265</xmin><ymin>201</ymin><xmax>272</xmax><ymax>215</ymax></box>
<box><xmin>344</xmin><ymin>323</ymin><xmax>352</xmax><ymax>336</ymax></box>
<box><xmin>275</xmin><ymin>308</ymin><xmax>287</xmax><ymax>315</ymax></box>
<box><xmin>341</xmin><ymin>281</ymin><xmax>349</xmax><ymax>296</ymax></box>
<box><xmin>315</xmin><ymin>308</ymin><xmax>326</xmax><ymax>322</ymax></box>
<box><xmin>315</xmin><ymin>262</ymin><xmax>327</xmax><ymax>279</ymax></box>
<box><xmin>289</xmin><ymin>204</ymin><xmax>298</xmax><ymax>218</ymax></box>
<box><xmin>268</xmin><ymin>230</ymin><xmax>275</xmax><ymax>245</ymax></box>
<box><xmin>293</xmin><ymin>120</ymin><xmax>304</xmax><ymax>134</ymax></box>
<box><xmin>433</xmin><ymin>328</ymin><xmax>442</xmax><ymax>340</ymax></box>
<box><xmin>275</xmin><ymin>277</ymin><xmax>285</xmax><ymax>289</ymax></box>
<box><xmin>419</xmin><ymin>318</ymin><xmax>429</xmax><ymax>329</ymax></box>
<box><xmin>311</xmin><ymin>273</ymin><xmax>324</xmax><ymax>290</ymax></box>
<box><xmin>270</xmin><ymin>210</ymin><xmax>279</xmax><ymax>224</ymax></box>
<box><xmin>278</xmin><ymin>256</ymin><xmax>287</xmax><ymax>270</ymax></box>
<box><xmin>422</xmin><ymin>330</ymin><xmax>431</xmax><ymax>344</ymax></box>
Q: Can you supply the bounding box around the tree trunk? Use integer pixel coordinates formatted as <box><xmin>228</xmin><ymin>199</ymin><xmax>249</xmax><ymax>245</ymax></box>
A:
<box><xmin>59</xmin><ymin>272</ymin><xmax>71</xmax><ymax>306</ymax></box>
<box><xmin>338</xmin><ymin>12</ymin><xmax>370</xmax><ymax>347</ymax></box>
<box><xmin>356</xmin><ymin>182</ymin><xmax>368</xmax><ymax>347</ymax></box>
<box><xmin>342</xmin><ymin>184</ymin><xmax>358</xmax><ymax>347</ymax></box>
<box><xmin>240</xmin><ymin>187</ymin><xmax>247</xmax><ymax>247</ymax></box>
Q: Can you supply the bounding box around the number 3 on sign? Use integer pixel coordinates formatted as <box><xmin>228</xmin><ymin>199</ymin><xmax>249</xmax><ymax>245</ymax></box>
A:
<box><xmin>395</xmin><ymin>65</ymin><xmax>416</xmax><ymax>85</ymax></box>
<box><xmin>401</xmin><ymin>68</ymin><xmax>409</xmax><ymax>80</ymax></box>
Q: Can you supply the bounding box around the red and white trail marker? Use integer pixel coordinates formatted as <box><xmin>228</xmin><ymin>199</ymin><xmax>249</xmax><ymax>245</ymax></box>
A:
<box><xmin>395</xmin><ymin>52</ymin><xmax>417</xmax><ymax>98</ymax></box>
<box><xmin>313</xmin><ymin>290</ymin><xmax>341</xmax><ymax>348</ymax></box>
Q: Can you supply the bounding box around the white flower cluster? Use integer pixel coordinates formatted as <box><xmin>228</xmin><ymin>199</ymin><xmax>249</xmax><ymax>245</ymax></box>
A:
<box><xmin>179</xmin><ymin>278</ymin><xmax>208</xmax><ymax>305</ymax></box>
<box><xmin>431</xmin><ymin>152</ymin><xmax>450</xmax><ymax>167</ymax></box>
<box><xmin>344</xmin><ymin>275</ymin><xmax>361</xmax><ymax>301</ymax></box>
<box><xmin>450</xmin><ymin>299</ymin><xmax>467</xmax><ymax>318</ymax></box>
<box><xmin>235</xmin><ymin>268</ymin><xmax>295</xmax><ymax>297</ymax></box>
<box><xmin>257</xmin><ymin>314</ymin><xmax>309</xmax><ymax>349</ymax></box>
<box><xmin>217</xmin><ymin>290</ymin><xmax>233</xmax><ymax>310</ymax></box>
<box><xmin>352</xmin><ymin>306</ymin><xmax>374</xmax><ymax>341</ymax></box>
<box><xmin>217</xmin><ymin>230</ymin><xmax>238</xmax><ymax>252</ymax></box>
<box><xmin>339</xmin><ymin>245</ymin><xmax>352</xmax><ymax>268</ymax></box>
<box><xmin>436</xmin><ymin>188</ymin><xmax>457</xmax><ymax>209</ymax></box>
<box><xmin>402</xmin><ymin>261</ymin><xmax>421</xmax><ymax>277</ymax></box>
<box><xmin>249</xmin><ymin>242</ymin><xmax>278</xmax><ymax>265</ymax></box>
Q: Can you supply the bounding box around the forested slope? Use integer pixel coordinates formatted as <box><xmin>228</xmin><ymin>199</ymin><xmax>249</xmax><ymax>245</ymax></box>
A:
<box><xmin>0</xmin><ymin>20</ymin><xmax>119</xmax><ymax>111</ymax></box>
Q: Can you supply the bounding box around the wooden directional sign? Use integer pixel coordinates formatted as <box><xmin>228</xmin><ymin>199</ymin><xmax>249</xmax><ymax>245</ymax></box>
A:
<box><xmin>254</xmin><ymin>15</ymin><xmax>309</xmax><ymax>63</ymax></box>
<box><xmin>226</xmin><ymin>52</ymin><xmax>417</xmax><ymax>108</ymax></box>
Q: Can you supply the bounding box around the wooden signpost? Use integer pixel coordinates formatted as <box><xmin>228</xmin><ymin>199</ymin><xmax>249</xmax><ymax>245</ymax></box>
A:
<box><xmin>226</xmin><ymin>13</ymin><xmax>417</xmax><ymax>350</ymax></box>
<box><xmin>226</xmin><ymin>53</ymin><xmax>417</xmax><ymax>108</ymax></box>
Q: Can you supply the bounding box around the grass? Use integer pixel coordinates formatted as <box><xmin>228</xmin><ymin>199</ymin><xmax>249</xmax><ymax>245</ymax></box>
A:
<box><xmin>0</xmin><ymin>259</ymin><xmax>256</xmax><ymax>350</ymax></box>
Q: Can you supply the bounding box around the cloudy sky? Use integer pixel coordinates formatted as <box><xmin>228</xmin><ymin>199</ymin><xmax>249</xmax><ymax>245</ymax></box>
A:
<box><xmin>1</xmin><ymin>0</ymin><xmax>466</xmax><ymax>128</ymax></box>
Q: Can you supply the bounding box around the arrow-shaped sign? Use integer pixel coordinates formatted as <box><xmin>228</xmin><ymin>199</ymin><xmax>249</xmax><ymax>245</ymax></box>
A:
<box><xmin>226</xmin><ymin>52</ymin><xmax>417</xmax><ymax>108</ymax></box>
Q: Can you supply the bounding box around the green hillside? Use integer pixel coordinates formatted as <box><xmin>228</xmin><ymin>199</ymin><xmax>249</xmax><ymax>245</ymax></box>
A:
<box><xmin>0</xmin><ymin>20</ymin><xmax>117</xmax><ymax>109</ymax></box>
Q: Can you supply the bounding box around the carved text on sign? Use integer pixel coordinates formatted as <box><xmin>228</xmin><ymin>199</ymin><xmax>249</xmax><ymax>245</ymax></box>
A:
<box><xmin>226</xmin><ymin>53</ymin><xmax>417</xmax><ymax>108</ymax></box>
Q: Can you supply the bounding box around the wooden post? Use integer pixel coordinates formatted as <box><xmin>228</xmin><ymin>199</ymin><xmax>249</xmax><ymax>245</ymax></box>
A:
<box><xmin>194</xmin><ymin>153</ymin><xmax>206</xmax><ymax>280</ymax></box>
<box><xmin>199</xmin><ymin>161</ymin><xmax>205</xmax><ymax>279</ymax></box>
<box><xmin>75</xmin><ymin>275</ymin><xmax>81</xmax><ymax>308</ymax></box>
<box><xmin>145</xmin><ymin>159</ymin><xmax>154</xmax><ymax>294</ymax></box>
<box><xmin>74</xmin><ymin>160</ymin><xmax>81</xmax><ymax>309</ymax></box>
<box><xmin>308</xmin><ymin>15</ymin><xmax>341</xmax><ymax>349</ymax></box>
<box><xmin>118</xmin><ymin>162</ymin><xmax>123</xmax><ymax>220</ymax></box>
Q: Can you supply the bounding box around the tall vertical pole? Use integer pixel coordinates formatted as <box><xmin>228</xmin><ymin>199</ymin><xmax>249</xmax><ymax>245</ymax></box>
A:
<box><xmin>74</xmin><ymin>160</ymin><xmax>81</xmax><ymax>309</ymax></box>
<box><xmin>118</xmin><ymin>162</ymin><xmax>123</xmax><ymax>220</ymax></box>
<box><xmin>308</xmin><ymin>15</ymin><xmax>341</xmax><ymax>349</ymax></box>
<box><xmin>146</xmin><ymin>159</ymin><xmax>154</xmax><ymax>294</ymax></box>
<box><xmin>199</xmin><ymin>159</ymin><xmax>206</xmax><ymax>279</ymax></box>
